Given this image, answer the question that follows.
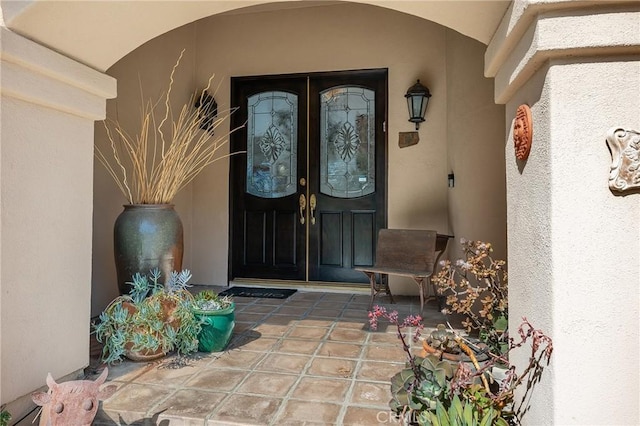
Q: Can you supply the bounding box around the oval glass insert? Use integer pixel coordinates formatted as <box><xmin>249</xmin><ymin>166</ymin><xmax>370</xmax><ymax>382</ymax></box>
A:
<box><xmin>246</xmin><ymin>91</ymin><xmax>298</xmax><ymax>198</ymax></box>
<box><xmin>320</xmin><ymin>86</ymin><xmax>375</xmax><ymax>198</ymax></box>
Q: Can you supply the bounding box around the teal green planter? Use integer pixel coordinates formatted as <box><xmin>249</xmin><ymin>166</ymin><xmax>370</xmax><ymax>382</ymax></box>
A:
<box><xmin>194</xmin><ymin>303</ymin><xmax>235</xmax><ymax>352</ymax></box>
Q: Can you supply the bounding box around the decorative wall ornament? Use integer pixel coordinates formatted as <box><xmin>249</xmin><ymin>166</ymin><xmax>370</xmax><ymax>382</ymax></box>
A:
<box><xmin>194</xmin><ymin>90</ymin><xmax>218</xmax><ymax>133</ymax></box>
<box><xmin>513</xmin><ymin>104</ymin><xmax>533</xmax><ymax>160</ymax></box>
<box><xmin>606</xmin><ymin>127</ymin><xmax>640</xmax><ymax>194</ymax></box>
<box><xmin>398</xmin><ymin>131</ymin><xmax>419</xmax><ymax>148</ymax></box>
<box><xmin>31</xmin><ymin>368</ymin><xmax>116</xmax><ymax>426</ymax></box>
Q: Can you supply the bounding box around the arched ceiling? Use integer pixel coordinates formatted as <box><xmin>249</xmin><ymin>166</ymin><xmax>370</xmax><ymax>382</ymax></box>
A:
<box><xmin>2</xmin><ymin>0</ymin><xmax>510</xmax><ymax>72</ymax></box>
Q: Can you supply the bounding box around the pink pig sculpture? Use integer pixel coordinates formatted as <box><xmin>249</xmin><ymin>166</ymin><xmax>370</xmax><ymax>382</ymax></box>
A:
<box><xmin>31</xmin><ymin>368</ymin><xmax>117</xmax><ymax>426</ymax></box>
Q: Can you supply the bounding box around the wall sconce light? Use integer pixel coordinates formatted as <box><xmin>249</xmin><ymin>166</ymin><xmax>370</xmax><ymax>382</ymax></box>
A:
<box><xmin>405</xmin><ymin>79</ymin><xmax>431</xmax><ymax>130</ymax></box>
<box><xmin>194</xmin><ymin>90</ymin><xmax>218</xmax><ymax>133</ymax></box>
<box><xmin>448</xmin><ymin>172</ymin><xmax>455</xmax><ymax>188</ymax></box>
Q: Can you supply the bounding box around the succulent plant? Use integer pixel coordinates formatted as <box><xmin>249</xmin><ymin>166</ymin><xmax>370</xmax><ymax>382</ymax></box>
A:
<box><xmin>420</xmin><ymin>394</ymin><xmax>510</xmax><ymax>426</ymax></box>
<box><xmin>0</xmin><ymin>408</ymin><xmax>11</xmax><ymax>426</ymax></box>
<box><xmin>415</xmin><ymin>355</ymin><xmax>455</xmax><ymax>409</ymax></box>
<box><xmin>93</xmin><ymin>269</ymin><xmax>201</xmax><ymax>364</ymax></box>
<box><xmin>193</xmin><ymin>289</ymin><xmax>233</xmax><ymax>311</ymax></box>
<box><xmin>389</xmin><ymin>354</ymin><xmax>455</xmax><ymax>414</ymax></box>
<box><xmin>428</xmin><ymin>324</ymin><xmax>460</xmax><ymax>353</ymax></box>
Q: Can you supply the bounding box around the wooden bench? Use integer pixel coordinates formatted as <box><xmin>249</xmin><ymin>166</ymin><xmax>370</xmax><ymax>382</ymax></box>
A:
<box><xmin>356</xmin><ymin>229</ymin><xmax>438</xmax><ymax>313</ymax></box>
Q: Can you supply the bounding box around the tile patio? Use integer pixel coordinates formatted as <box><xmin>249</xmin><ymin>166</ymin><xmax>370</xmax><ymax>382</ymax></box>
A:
<box><xmin>87</xmin><ymin>287</ymin><xmax>450</xmax><ymax>425</ymax></box>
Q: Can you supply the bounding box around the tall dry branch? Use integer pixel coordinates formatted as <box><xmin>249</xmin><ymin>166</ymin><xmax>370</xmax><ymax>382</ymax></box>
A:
<box><xmin>96</xmin><ymin>49</ymin><xmax>244</xmax><ymax>204</ymax></box>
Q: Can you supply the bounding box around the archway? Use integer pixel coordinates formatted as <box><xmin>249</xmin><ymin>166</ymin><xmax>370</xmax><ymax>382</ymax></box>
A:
<box><xmin>91</xmin><ymin>2</ymin><xmax>506</xmax><ymax>312</ymax></box>
<box><xmin>3</xmin><ymin>1</ymin><xmax>509</xmax><ymax>71</ymax></box>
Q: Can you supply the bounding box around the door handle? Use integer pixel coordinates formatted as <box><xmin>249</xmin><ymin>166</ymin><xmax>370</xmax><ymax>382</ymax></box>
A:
<box><xmin>299</xmin><ymin>194</ymin><xmax>306</xmax><ymax>224</ymax></box>
<box><xmin>310</xmin><ymin>194</ymin><xmax>317</xmax><ymax>225</ymax></box>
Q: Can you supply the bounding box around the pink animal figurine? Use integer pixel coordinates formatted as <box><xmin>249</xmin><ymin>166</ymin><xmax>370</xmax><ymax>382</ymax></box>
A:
<box><xmin>31</xmin><ymin>368</ymin><xmax>116</xmax><ymax>426</ymax></box>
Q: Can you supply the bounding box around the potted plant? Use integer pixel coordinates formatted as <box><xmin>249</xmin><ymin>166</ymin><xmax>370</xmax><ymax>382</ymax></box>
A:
<box><xmin>432</xmin><ymin>238</ymin><xmax>509</xmax><ymax>359</ymax></box>
<box><xmin>95</xmin><ymin>49</ymin><xmax>242</xmax><ymax>294</ymax></box>
<box><xmin>0</xmin><ymin>408</ymin><xmax>10</xmax><ymax>426</ymax></box>
<box><xmin>191</xmin><ymin>290</ymin><xmax>235</xmax><ymax>352</ymax></box>
<box><xmin>367</xmin><ymin>238</ymin><xmax>554</xmax><ymax>425</ymax></box>
<box><xmin>368</xmin><ymin>305</ymin><xmax>553</xmax><ymax>426</ymax></box>
<box><xmin>93</xmin><ymin>269</ymin><xmax>201</xmax><ymax>363</ymax></box>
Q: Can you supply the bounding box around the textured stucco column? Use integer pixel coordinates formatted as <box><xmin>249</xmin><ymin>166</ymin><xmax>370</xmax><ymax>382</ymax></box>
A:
<box><xmin>0</xmin><ymin>27</ymin><xmax>116</xmax><ymax>415</ymax></box>
<box><xmin>486</xmin><ymin>3</ymin><xmax>639</xmax><ymax>425</ymax></box>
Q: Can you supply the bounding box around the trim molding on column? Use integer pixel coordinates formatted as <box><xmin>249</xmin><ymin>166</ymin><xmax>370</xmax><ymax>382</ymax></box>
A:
<box><xmin>485</xmin><ymin>2</ymin><xmax>640</xmax><ymax>104</ymax></box>
<box><xmin>0</xmin><ymin>27</ymin><xmax>116</xmax><ymax>119</ymax></box>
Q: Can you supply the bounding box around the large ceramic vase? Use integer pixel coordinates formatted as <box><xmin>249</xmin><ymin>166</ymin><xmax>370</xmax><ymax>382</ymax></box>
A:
<box><xmin>114</xmin><ymin>204</ymin><xmax>183</xmax><ymax>295</ymax></box>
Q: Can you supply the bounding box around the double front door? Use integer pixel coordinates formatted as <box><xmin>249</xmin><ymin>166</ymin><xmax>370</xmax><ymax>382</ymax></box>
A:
<box><xmin>230</xmin><ymin>70</ymin><xmax>387</xmax><ymax>284</ymax></box>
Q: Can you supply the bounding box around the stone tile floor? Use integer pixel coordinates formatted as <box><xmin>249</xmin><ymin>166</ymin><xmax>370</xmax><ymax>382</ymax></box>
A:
<box><xmin>87</xmin><ymin>287</ymin><xmax>451</xmax><ymax>425</ymax></box>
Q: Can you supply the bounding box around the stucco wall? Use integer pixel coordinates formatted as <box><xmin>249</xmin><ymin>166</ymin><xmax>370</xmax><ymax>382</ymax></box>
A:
<box><xmin>505</xmin><ymin>62</ymin><xmax>555</xmax><ymax>422</ymax></box>
<box><xmin>2</xmin><ymin>97</ymin><xmax>93</xmax><ymax>400</ymax></box>
<box><xmin>191</xmin><ymin>3</ymin><xmax>454</xmax><ymax>295</ymax></box>
<box><xmin>507</xmin><ymin>59</ymin><xmax>640</xmax><ymax>425</ymax></box>
<box><xmin>446</xmin><ymin>29</ymin><xmax>507</xmax><ymax>264</ymax></box>
<box><xmin>491</xmin><ymin>5</ymin><xmax>640</xmax><ymax>424</ymax></box>
<box><xmin>91</xmin><ymin>3</ymin><xmax>507</xmax><ymax>311</ymax></box>
<box><xmin>1</xmin><ymin>27</ymin><xmax>116</xmax><ymax>408</ymax></box>
<box><xmin>193</xmin><ymin>3</ymin><xmax>506</xmax><ymax>295</ymax></box>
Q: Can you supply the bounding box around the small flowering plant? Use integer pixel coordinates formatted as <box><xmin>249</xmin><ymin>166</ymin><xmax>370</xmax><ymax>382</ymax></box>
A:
<box><xmin>369</xmin><ymin>306</ymin><xmax>553</xmax><ymax>425</ymax></box>
<box><xmin>369</xmin><ymin>306</ymin><xmax>424</xmax><ymax>374</ymax></box>
<box><xmin>369</xmin><ymin>306</ymin><xmax>452</xmax><ymax>415</ymax></box>
<box><xmin>432</xmin><ymin>238</ymin><xmax>508</xmax><ymax>356</ymax></box>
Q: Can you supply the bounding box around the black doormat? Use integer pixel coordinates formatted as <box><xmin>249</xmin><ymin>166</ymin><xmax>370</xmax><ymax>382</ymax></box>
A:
<box><xmin>219</xmin><ymin>286</ymin><xmax>297</xmax><ymax>299</ymax></box>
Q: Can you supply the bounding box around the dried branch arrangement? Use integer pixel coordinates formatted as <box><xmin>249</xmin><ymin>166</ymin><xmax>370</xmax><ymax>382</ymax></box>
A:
<box><xmin>96</xmin><ymin>49</ymin><xmax>243</xmax><ymax>204</ymax></box>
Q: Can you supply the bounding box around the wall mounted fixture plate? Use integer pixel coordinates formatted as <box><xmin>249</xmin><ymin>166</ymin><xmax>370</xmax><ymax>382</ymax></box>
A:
<box><xmin>398</xmin><ymin>131</ymin><xmax>419</xmax><ymax>148</ymax></box>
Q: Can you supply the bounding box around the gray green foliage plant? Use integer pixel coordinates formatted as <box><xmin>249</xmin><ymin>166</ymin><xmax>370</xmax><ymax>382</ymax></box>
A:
<box><xmin>93</xmin><ymin>269</ymin><xmax>201</xmax><ymax>364</ymax></box>
<box><xmin>369</xmin><ymin>303</ymin><xmax>552</xmax><ymax>426</ymax></box>
<box><xmin>0</xmin><ymin>408</ymin><xmax>11</xmax><ymax>426</ymax></box>
<box><xmin>390</xmin><ymin>355</ymin><xmax>455</xmax><ymax>413</ymax></box>
<box><xmin>192</xmin><ymin>289</ymin><xmax>233</xmax><ymax>311</ymax></box>
<box><xmin>420</xmin><ymin>394</ymin><xmax>508</xmax><ymax>426</ymax></box>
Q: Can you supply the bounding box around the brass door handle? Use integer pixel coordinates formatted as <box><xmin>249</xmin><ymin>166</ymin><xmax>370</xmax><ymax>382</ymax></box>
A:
<box><xmin>299</xmin><ymin>194</ymin><xmax>306</xmax><ymax>224</ymax></box>
<box><xmin>310</xmin><ymin>194</ymin><xmax>317</xmax><ymax>225</ymax></box>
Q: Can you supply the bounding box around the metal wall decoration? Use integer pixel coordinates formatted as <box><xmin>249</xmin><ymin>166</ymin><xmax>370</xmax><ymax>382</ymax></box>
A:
<box><xmin>513</xmin><ymin>104</ymin><xmax>533</xmax><ymax>160</ymax></box>
<box><xmin>606</xmin><ymin>127</ymin><xmax>640</xmax><ymax>194</ymax></box>
<box><xmin>194</xmin><ymin>90</ymin><xmax>218</xmax><ymax>133</ymax></box>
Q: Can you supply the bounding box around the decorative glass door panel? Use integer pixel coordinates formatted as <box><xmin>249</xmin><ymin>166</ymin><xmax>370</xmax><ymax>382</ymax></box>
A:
<box><xmin>247</xmin><ymin>91</ymin><xmax>298</xmax><ymax>198</ymax></box>
<box><xmin>320</xmin><ymin>87</ymin><xmax>375</xmax><ymax>198</ymax></box>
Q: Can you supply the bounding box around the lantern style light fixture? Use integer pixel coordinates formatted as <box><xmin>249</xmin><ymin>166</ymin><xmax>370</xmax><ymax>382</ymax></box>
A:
<box><xmin>405</xmin><ymin>79</ymin><xmax>432</xmax><ymax>130</ymax></box>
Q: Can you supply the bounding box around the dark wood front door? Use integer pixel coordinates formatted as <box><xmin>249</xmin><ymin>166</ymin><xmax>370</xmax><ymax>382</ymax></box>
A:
<box><xmin>230</xmin><ymin>70</ymin><xmax>387</xmax><ymax>284</ymax></box>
